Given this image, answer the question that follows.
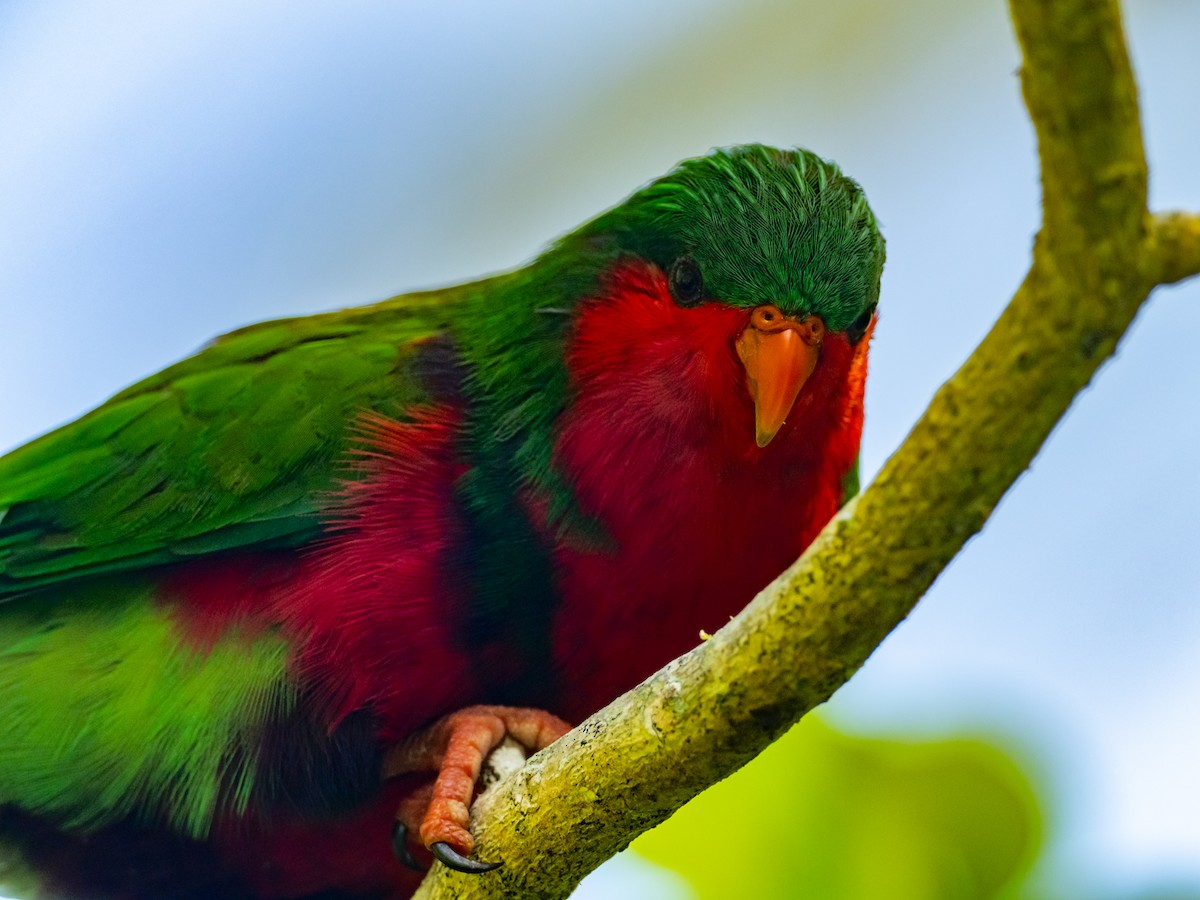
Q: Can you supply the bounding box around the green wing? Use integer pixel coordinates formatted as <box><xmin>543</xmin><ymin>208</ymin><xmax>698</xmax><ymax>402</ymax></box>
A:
<box><xmin>0</xmin><ymin>289</ymin><xmax>464</xmax><ymax>598</ymax></box>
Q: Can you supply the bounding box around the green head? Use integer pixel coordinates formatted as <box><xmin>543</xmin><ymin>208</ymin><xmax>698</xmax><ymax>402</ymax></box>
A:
<box><xmin>459</xmin><ymin>144</ymin><xmax>886</xmax><ymax>534</ymax></box>
<box><xmin>575</xmin><ymin>144</ymin><xmax>884</xmax><ymax>336</ymax></box>
<box><xmin>554</xmin><ymin>144</ymin><xmax>884</xmax><ymax>447</ymax></box>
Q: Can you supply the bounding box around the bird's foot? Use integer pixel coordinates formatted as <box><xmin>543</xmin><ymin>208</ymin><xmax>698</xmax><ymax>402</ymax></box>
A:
<box><xmin>383</xmin><ymin>705</ymin><xmax>571</xmax><ymax>874</ymax></box>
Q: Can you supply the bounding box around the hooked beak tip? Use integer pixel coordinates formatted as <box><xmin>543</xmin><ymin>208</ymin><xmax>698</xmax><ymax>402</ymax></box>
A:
<box><xmin>755</xmin><ymin>427</ymin><xmax>779</xmax><ymax>449</ymax></box>
<box><xmin>736</xmin><ymin>311</ymin><xmax>822</xmax><ymax>449</ymax></box>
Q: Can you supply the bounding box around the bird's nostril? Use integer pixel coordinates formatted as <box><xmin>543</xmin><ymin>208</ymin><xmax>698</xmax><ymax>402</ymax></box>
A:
<box><xmin>751</xmin><ymin>305</ymin><xmax>787</xmax><ymax>330</ymax></box>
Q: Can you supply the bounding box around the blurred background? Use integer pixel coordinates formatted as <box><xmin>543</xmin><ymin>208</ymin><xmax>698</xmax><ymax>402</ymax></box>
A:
<box><xmin>0</xmin><ymin>1</ymin><xmax>1197</xmax><ymax>897</ymax></box>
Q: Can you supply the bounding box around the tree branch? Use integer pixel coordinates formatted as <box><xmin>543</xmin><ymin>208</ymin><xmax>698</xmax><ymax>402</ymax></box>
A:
<box><xmin>1010</xmin><ymin>0</ymin><xmax>1147</xmax><ymax>248</ymax></box>
<box><xmin>1149</xmin><ymin>212</ymin><xmax>1200</xmax><ymax>286</ymax></box>
<box><xmin>416</xmin><ymin>2</ymin><xmax>1197</xmax><ymax>897</ymax></box>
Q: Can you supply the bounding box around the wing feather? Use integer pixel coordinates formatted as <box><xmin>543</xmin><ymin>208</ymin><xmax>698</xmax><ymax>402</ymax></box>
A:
<box><xmin>0</xmin><ymin>290</ymin><xmax>462</xmax><ymax>597</ymax></box>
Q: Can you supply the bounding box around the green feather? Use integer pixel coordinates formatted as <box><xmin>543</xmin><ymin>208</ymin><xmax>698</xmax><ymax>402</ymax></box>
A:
<box><xmin>0</xmin><ymin>144</ymin><xmax>884</xmax><ymax>845</ymax></box>
<box><xmin>840</xmin><ymin>457</ymin><xmax>862</xmax><ymax>507</ymax></box>
<box><xmin>0</xmin><ymin>578</ymin><xmax>293</xmax><ymax>838</ymax></box>
<box><xmin>0</xmin><ymin>290</ymin><xmax>459</xmax><ymax>595</ymax></box>
<box><xmin>0</xmin><ymin>145</ymin><xmax>883</xmax><ymax>598</ymax></box>
<box><xmin>451</xmin><ymin>145</ymin><xmax>884</xmax><ymax>534</ymax></box>
<box><xmin>574</xmin><ymin>145</ymin><xmax>884</xmax><ymax>330</ymax></box>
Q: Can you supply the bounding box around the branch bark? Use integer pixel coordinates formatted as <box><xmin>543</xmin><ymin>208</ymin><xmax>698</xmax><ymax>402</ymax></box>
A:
<box><xmin>1149</xmin><ymin>211</ymin><xmax>1200</xmax><ymax>287</ymax></box>
<box><xmin>417</xmin><ymin>2</ymin><xmax>1200</xmax><ymax>897</ymax></box>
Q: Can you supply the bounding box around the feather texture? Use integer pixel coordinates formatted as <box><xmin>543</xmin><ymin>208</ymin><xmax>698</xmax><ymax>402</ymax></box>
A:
<box><xmin>0</xmin><ymin>145</ymin><xmax>884</xmax><ymax>898</ymax></box>
<box><xmin>0</xmin><ymin>578</ymin><xmax>292</xmax><ymax>838</ymax></box>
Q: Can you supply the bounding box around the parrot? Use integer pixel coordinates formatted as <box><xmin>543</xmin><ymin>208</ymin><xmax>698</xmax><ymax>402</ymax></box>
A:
<box><xmin>0</xmin><ymin>144</ymin><xmax>884</xmax><ymax>899</ymax></box>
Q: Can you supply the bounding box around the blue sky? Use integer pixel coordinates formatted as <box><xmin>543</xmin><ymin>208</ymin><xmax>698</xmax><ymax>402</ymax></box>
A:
<box><xmin>0</xmin><ymin>1</ymin><xmax>1198</xmax><ymax>896</ymax></box>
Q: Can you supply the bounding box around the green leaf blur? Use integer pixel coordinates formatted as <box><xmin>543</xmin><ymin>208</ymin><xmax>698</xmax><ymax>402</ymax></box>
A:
<box><xmin>634</xmin><ymin>716</ymin><xmax>1041</xmax><ymax>900</ymax></box>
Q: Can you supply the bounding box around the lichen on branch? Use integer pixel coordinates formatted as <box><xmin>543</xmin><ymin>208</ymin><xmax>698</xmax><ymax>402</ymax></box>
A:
<box><xmin>415</xmin><ymin>2</ymin><xmax>1200</xmax><ymax>897</ymax></box>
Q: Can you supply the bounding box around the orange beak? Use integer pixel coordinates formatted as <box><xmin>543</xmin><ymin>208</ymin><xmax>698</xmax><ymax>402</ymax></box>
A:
<box><xmin>735</xmin><ymin>305</ymin><xmax>824</xmax><ymax>447</ymax></box>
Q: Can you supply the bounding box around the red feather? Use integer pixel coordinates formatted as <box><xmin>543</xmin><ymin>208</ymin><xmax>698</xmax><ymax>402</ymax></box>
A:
<box><xmin>169</xmin><ymin>411</ymin><xmax>474</xmax><ymax>742</ymax></box>
<box><xmin>283</xmin><ymin>409</ymin><xmax>475</xmax><ymax>740</ymax></box>
<box><xmin>162</xmin><ymin>259</ymin><xmax>870</xmax><ymax>896</ymax></box>
<box><xmin>547</xmin><ymin>260</ymin><xmax>869</xmax><ymax>719</ymax></box>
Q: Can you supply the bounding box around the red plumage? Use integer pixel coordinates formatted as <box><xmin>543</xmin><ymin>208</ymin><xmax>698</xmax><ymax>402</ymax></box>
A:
<box><xmin>286</xmin><ymin>410</ymin><xmax>475</xmax><ymax>740</ymax></box>
<box><xmin>0</xmin><ymin>146</ymin><xmax>886</xmax><ymax>900</ymax></box>
<box><xmin>547</xmin><ymin>261</ymin><xmax>869</xmax><ymax>719</ymax></box>
<box><xmin>162</xmin><ymin>259</ymin><xmax>870</xmax><ymax>897</ymax></box>
<box><xmin>170</xmin><ymin>411</ymin><xmax>475</xmax><ymax>744</ymax></box>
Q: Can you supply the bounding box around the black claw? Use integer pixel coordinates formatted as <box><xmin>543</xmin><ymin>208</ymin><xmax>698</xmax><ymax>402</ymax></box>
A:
<box><xmin>430</xmin><ymin>841</ymin><xmax>502</xmax><ymax>874</ymax></box>
<box><xmin>391</xmin><ymin>821</ymin><xmax>427</xmax><ymax>872</ymax></box>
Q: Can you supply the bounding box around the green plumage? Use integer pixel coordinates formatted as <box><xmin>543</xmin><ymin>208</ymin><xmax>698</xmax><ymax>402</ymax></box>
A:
<box><xmin>0</xmin><ymin>291</ymin><xmax>458</xmax><ymax>594</ymax></box>
<box><xmin>0</xmin><ymin>276</ymin><xmax>581</xmax><ymax>838</ymax></box>
<box><xmin>0</xmin><ymin>145</ymin><xmax>880</xmax><ymax>599</ymax></box>
<box><xmin>0</xmin><ymin>294</ymin><xmax>462</xmax><ymax>838</ymax></box>
<box><xmin>0</xmin><ymin>577</ymin><xmax>292</xmax><ymax>838</ymax></box>
<box><xmin>0</xmin><ymin>145</ymin><xmax>885</xmax><ymax>869</ymax></box>
<box><xmin>578</xmin><ymin>145</ymin><xmax>882</xmax><ymax>329</ymax></box>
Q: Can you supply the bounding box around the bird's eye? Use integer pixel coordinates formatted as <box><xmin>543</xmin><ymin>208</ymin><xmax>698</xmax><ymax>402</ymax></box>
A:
<box><xmin>847</xmin><ymin>304</ymin><xmax>877</xmax><ymax>345</ymax></box>
<box><xmin>668</xmin><ymin>256</ymin><xmax>705</xmax><ymax>307</ymax></box>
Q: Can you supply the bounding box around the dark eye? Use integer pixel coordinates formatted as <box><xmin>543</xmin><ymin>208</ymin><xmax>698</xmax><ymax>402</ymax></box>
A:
<box><xmin>847</xmin><ymin>304</ymin><xmax>877</xmax><ymax>345</ymax></box>
<box><xmin>668</xmin><ymin>256</ymin><xmax>705</xmax><ymax>307</ymax></box>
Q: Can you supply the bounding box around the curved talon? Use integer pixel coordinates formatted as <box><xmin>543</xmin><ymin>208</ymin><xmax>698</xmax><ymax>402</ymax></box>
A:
<box><xmin>430</xmin><ymin>841</ymin><xmax>502</xmax><ymax>874</ymax></box>
<box><xmin>391</xmin><ymin>821</ymin><xmax>427</xmax><ymax>872</ymax></box>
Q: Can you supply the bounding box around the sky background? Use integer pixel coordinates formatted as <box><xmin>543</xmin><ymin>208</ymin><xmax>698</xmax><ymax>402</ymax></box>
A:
<box><xmin>0</xmin><ymin>1</ymin><xmax>1197</xmax><ymax>897</ymax></box>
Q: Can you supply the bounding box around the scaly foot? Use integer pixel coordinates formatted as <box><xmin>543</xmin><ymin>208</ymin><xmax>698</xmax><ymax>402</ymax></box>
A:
<box><xmin>383</xmin><ymin>705</ymin><xmax>571</xmax><ymax>873</ymax></box>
